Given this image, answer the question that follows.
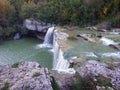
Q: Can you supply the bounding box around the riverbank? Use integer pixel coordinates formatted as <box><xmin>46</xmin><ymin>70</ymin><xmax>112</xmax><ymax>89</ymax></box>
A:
<box><xmin>0</xmin><ymin>61</ymin><xmax>120</xmax><ymax>90</ymax></box>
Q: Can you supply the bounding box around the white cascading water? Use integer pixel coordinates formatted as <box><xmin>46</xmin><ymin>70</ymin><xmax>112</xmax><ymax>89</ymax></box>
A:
<box><xmin>37</xmin><ymin>27</ymin><xmax>54</xmax><ymax>48</ymax></box>
<box><xmin>53</xmin><ymin>33</ymin><xmax>75</xmax><ymax>74</ymax></box>
<box><xmin>54</xmin><ymin>49</ymin><xmax>70</xmax><ymax>70</ymax></box>
<box><xmin>101</xmin><ymin>52</ymin><xmax>120</xmax><ymax>58</ymax></box>
<box><xmin>100</xmin><ymin>37</ymin><xmax>118</xmax><ymax>46</ymax></box>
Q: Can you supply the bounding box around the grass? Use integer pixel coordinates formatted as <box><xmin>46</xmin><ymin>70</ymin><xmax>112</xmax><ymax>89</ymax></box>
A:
<box><xmin>32</xmin><ymin>72</ymin><xmax>41</xmax><ymax>77</ymax></box>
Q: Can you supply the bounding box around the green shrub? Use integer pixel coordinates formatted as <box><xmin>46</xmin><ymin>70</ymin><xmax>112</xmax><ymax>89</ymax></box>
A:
<box><xmin>0</xmin><ymin>0</ymin><xmax>119</xmax><ymax>29</ymax></box>
<box><xmin>109</xmin><ymin>16</ymin><xmax>120</xmax><ymax>28</ymax></box>
<box><xmin>32</xmin><ymin>72</ymin><xmax>41</xmax><ymax>77</ymax></box>
<box><xmin>20</xmin><ymin>1</ymin><xmax>38</xmax><ymax>19</ymax></box>
<box><xmin>35</xmin><ymin>0</ymin><xmax>120</xmax><ymax>26</ymax></box>
<box><xmin>0</xmin><ymin>27</ymin><xmax>4</xmax><ymax>36</ymax></box>
<box><xmin>4</xmin><ymin>27</ymin><xmax>16</xmax><ymax>37</ymax></box>
<box><xmin>51</xmin><ymin>76</ymin><xmax>60</xmax><ymax>90</ymax></box>
<box><xmin>70</xmin><ymin>73</ymin><xmax>97</xmax><ymax>90</ymax></box>
<box><xmin>12</xmin><ymin>62</ymin><xmax>19</xmax><ymax>68</ymax></box>
<box><xmin>70</xmin><ymin>74</ymin><xmax>83</xmax><ymax>90</ymax></box>
<box><xmin>24</xmin><ymin>86</ymin><xmax>30</xmax><ymax>90</ymax></box>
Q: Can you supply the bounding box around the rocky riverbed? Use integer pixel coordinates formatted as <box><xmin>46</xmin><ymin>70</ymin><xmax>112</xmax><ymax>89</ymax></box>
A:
<box><xmin>77</xmin><ymin>60</ymin><xmax>120</xmax><ymax>90</ymax></box>
<box><xmin>0</xmin><ymin>61</ymin><xmax>53</xmax><ymax>90</ymax></box>
<box><xmin>0</xmin><ymin>61</ymin><xmax>120</xmax><ymax>90</ymax></box>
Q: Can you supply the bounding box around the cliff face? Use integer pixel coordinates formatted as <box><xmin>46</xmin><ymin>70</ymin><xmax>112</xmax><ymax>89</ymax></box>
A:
<box><xmin>0</xmin><ymin>61</ymin><xmax>53</xmax><ymax>90</ymax></box>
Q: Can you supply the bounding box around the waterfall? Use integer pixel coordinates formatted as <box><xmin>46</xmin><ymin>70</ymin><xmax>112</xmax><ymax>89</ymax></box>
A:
<box><xmin>54</xmin><ymin>49</ymin><xmax>70</xmax><ymax>70</ymax></box>
<box><xmin>53</xmin><ymin>48</ymin><xmax>75</xmax><ymax>74</ymax></box>
<box><xmin>44</xmin><ymin>27</ymin><xmax>54</xmax><ymax>46</ymax></box>
<box><xmin>37</xmin><ymin>27</ymin><xmax>54</xmax><ymax>48</ymax></box>
<box><xmin>53</xmin><ymin>36</ymin><xmax>75</xmax><ymax>74</ymax></box>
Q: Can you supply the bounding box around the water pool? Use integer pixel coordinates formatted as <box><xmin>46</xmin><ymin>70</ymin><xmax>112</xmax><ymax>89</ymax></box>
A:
<box><xmin>0</xmin><ymin>37</ymin><xmax>53</xmax><ymax>69</ymax></box>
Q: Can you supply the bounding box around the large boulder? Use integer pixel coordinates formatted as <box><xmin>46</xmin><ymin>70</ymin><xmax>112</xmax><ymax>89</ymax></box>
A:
<box><xmin>0</xmin><ymin>61</ymin><xmax>53</xmax><ymax>90</ymax></box>
<box><xmin>77</xmin><ymin>60</ymin><xmax>120</xmax><ymax>90</ymax></box>
<box><xmin>24</xmin><ymin>19</ymin><xmax>52</xmax><ymax>32</ymax></box>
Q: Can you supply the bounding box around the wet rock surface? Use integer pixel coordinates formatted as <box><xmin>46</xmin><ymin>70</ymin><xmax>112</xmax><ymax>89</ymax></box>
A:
<box><xmin>0</xmin><ymin>61</ymin><xmax>53</xmax><ymax>90</ymax></box>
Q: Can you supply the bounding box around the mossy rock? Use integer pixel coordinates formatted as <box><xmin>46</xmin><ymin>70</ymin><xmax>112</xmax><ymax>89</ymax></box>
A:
<box><xmin>70</xmin><ymin>73</ymin><xmax>97</xmax><ymax>90</ymax></box>
<box><xmin>24</xmin><ymin>85</ymin><xmax>30</xmax><ymax>90</ymax></box>
<box><xmin>96</xmin><ymin>75</ymin><xmax>112</xmax><ymax>87</ymax></box>
<box><xmin>32</xmin><ymin>72</ymin><xmax>41</xmax><ymax>77</ymax></box>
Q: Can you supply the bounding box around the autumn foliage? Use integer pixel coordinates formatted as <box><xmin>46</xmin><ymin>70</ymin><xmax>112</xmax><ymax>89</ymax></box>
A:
<box><xmin>0</xmin><ymin>0</ymin><xmax>120</xmax><ymax>31</ymax></box>
<box><xmin>37</xmin><ymin>0</ymin><xmax>120</xmax><ymax>26</ymax></box>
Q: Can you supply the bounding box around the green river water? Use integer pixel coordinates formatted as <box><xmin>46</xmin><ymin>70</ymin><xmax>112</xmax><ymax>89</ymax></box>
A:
<box><xmin>0</xmin><ymin>28</ymin><xmax>119</xmax><ymax>69</ymax></box>
<box><xmin>0</xmin><ymin>37</ymin><xmax>53</xmax><ymax>69</ymax></box>
<box><xmin>63</xmin><ymin>28</ymin><xmax>120</xmax><ymax>62</ymax></box>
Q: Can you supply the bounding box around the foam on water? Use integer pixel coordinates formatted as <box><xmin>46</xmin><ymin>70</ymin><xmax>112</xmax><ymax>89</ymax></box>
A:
<box><xmin>37</xmin><ymin>27</ymin><xmax>54</xmax><ymax>48</ymax></box>
<box><xmin>100</xmin><ymin>37</ymin><xmax>118</xmax><ymax>46</ymax></box>
<box><xmin>101</xmin><ymin>52</ymin><xmax>120</xmax><ymax>58</ymax></box>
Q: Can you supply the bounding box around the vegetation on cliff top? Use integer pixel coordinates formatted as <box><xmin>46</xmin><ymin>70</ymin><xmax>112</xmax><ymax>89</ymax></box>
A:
<box><xmin>0</xmin><ymin>0</ymin><xmax>120</xmax><ymax>36</ymax></box>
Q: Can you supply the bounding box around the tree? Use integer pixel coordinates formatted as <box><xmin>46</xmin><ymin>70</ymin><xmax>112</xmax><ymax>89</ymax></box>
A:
<box><xmin>20</xmin><ymin>1</ymin><xmax>37</xmax><ymax>19</ymax></box>
<box><xmin>0</xmin><ymin>0</ymin><xmax>15</xmax><ymax>28</ymax></box>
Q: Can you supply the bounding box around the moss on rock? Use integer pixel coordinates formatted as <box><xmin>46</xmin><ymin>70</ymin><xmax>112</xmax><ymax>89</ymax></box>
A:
<box><xmin>32</xmin><ymin>72</ymin><xmax>41</xmax><ymax>77</ymax></box>
<box><xmin>96</xmin><ymin>75</ymin><xmax>112</xmax><ymax>87</ymax></box>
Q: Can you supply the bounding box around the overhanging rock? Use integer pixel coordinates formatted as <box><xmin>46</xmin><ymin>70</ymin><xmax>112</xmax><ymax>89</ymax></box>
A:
<box><xmin>24</xmin><ymin>19</ymin><xmax>52</xmax><ymax>32</ymax></box>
